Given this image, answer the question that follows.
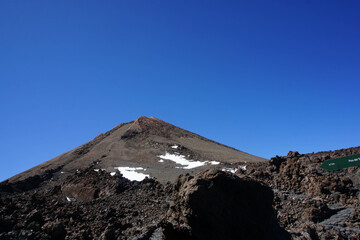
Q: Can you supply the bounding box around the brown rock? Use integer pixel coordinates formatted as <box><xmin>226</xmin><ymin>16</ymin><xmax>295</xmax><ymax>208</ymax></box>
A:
<box><xmin>163</xmin><ymin>169</ymin><xmax>290</xmax><ymax>240</ymax></box>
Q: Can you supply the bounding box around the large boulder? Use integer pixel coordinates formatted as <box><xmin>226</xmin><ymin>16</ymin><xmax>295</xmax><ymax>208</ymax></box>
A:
<box><xmin>163</xmin><ymin>170</ymin><xmax>289</xmax><ymax>240</ymax></box>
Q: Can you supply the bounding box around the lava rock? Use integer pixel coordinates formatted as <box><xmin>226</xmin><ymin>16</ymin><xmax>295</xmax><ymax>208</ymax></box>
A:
<box><xmin>42</xmin><ymin>221</ymin><xmax>66</xmax><ymax>240</ymax></box>
<box><xmin>163</xmin><ymin>169</ymin><xmax>290</xmax><ymax>240</ymax></box>
<box><xmin>99</xmin><ymin>225</ymin><xmax>115</xmax><ymax>240</ymax></box>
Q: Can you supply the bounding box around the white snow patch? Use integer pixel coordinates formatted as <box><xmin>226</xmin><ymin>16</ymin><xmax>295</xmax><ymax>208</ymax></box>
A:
<box><xmin>208</xmin><ymin>161</ymin><xmax>220</xmax><ymax>165</ymax></box>
<box><xmin>222</xmin><ymin>168</ymin><xmax>238</xmax><ymax>174</ymax></box>
<box><xmin>171</xmin><ymin>145</ymin><xmax>179</xmax><ymax>149</ymax></box>
<box><xmin>158</xmin><ymin>152</ymin><xmax>206</xmax><ymax>169</ymax></box>
<box><xmin>222</xmin><ymin>165</ymin><xmax>246</xmax><ymax>173</ymax></box>
<box><xmin>94</xmin><ymin>169</ymin><xmax>99</xmax><ymax>172</ymax></box>
<box><xmin>110</xmin><ymin>172</ymin><xmax>116</xmax><ymax>176</ymax></box>
<box><xmin>158</xmin><ymin>153</ymin><xmax>222</xmax><ymax>169</ymax></box>
<box><xmin>66</xmin><ymin>196</ymin><xmax>76</xmax><ymax>202</ymax></box>
<box><xmin>115</xmin><ymin>167</ymin><xmax>149</xmax><ymax>181</ymax></box>
<box><xmin>60</xmin><ymin>172</ymin><xmax>65</xmax><ymax>174</ymax></box>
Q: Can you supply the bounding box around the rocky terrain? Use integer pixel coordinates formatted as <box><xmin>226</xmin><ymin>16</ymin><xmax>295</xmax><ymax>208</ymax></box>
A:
<box><xmin>1</xmin><ymin>146</ymin><xmax>359</xmax><ymax>239</ymax></box>
<box><xmin>0</xmin><ymin>169</ymin><xmax>169</xmax><ymax>239</ymax></box>
<box><xmin>0</xmin><ymin>117</ymin><xmax>359</xmax><ymax>239</ymax></box>
<box><xmin>1</xmin><ymin>166</ymin><xmax>292</xmax><ymax>240</ymax></box>
<box><xmin>236</xmin><ymin>146</ymin><xmax>360</xmax><ymax>239</ymax></box>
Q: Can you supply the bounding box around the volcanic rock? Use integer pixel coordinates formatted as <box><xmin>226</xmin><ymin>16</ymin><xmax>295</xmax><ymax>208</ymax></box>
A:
<box><xmin>0</xmin><ymin>168</ymin><xmax>169</xmax><ymax>239</ymax></box>
<box><xmin>241</xmin><ymin>146</ymin><xmax>360</xmax><ymax>239</ymax></box>
<box><xmin>42</xmin><ymin>221</ymin><xmax>66</xmax><ymax>240</ymax></box>
<box><xmin>163</xmin><ymin>169</ymin><xmax>290</xmax><ymax>240</ymax></box>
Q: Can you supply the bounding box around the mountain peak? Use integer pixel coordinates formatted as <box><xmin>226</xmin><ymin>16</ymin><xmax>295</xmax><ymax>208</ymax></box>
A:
<box><xmin>135</xmin><ymin>116</ymin><xmax>159</xmax><ymax>121</ymax></box>
<box><xmin>8</xmin><ymin>118</ymin><xmax>266</xmax><ymax>183</ymax></box>
<box><xmin>128</xmin><ymin>116</ymin><xmax>168</xmax><ymax>134</ymax></box>
<box><xmin>135</xmin><ymin>116</ymin><xmax>150</xmax><ymax>121</ymax></box>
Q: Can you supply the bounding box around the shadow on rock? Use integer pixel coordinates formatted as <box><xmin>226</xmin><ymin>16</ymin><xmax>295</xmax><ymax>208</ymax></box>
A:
<box><xmin>162</xmin><ymin>170</ymin><xmax>290</xmax><ymax>240</ymax></box>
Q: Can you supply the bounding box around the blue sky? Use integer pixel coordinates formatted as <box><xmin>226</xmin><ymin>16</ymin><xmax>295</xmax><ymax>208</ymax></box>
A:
<box><xmin>1</xmin><ymin>1</ymin><xmax>359</xmax><ymax>181</ymax></box>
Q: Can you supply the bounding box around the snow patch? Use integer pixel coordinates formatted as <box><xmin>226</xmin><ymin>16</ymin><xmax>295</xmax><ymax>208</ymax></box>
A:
<box><xmin>94</xmin><ymin>169</ymin><xmax>99</xmax><ymax>172</ymax></box>
<box><xmin>222</xmin><ymin>165</ymin><xmax>246</xmax><ymax>173</ymax></box>
<box><xmin>209</xmin><ymin>161</ymin><xmax>220</xmax><ymax>165</ymax></box>
<box><xmin>158</xmin><ymin>153</ymin><xmax>206</xmax><ymax>169</ymax></box>
<box><xmin>115</xmin><ymin>167</ymin><xmax>149</xmax><ymax>181</ymax></box>
<box><xmin>158</xmin><ymin>152</ymin><xmax>220</xmax><ymax>169</ymax></box>
<box><xmin>66</xmin><ymin>196</ymin><xmax>76</xmax><ymax>202</ymax></box>
<box><xmin>222</xmin><ymin>168</ymin><xmax>238</xmax><ymax>174</ymax></box>
<box><xmin>171</xmin><ymin>145</ymin><xmax>179</xmax><ymax>149</ymax></box>
<box><xmin>110</xmin><ymin>172</ymin><xmax>116</xmax><ymax>176</ymax></box>
<box><xmin>239</xmin><ymin>165</ymin><xmax>247</xmax><ymax>171</ymax></box>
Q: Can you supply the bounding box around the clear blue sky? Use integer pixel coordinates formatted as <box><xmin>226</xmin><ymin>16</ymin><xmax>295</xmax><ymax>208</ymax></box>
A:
<box><xmin>1</xmin><ymin>1</ymin><xmax>359</xmax><ymax>181</ymax></box>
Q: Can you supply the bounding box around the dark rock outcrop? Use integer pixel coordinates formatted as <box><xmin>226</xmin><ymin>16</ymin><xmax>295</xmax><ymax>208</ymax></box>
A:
<box><xmin>163</xmin><ymin>170</ymin><xmax>290</xmax><ymax>240</ymax></box>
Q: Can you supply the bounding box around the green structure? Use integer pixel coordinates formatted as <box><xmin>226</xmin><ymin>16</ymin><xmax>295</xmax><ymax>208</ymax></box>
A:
<box><xmin>320</xmin><ymin>154</ymin><xmax>360</xmax><ymax>171</ymax></box>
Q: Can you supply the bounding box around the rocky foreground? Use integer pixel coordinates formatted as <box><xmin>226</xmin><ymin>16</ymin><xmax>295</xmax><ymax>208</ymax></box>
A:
<box><xmin>240</xmin><ymin>146</ymin><xmax>360</xmax><ymax>239</ymax></box>
<box><xmin>1</xmin><ymin>146</ymin><xmax>359</xmax><ymax>240</ymax></box>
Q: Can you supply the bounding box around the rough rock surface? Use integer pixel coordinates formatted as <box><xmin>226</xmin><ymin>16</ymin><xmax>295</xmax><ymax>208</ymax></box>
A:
<box><xmin>163</xmin><ymin>170</ymin><xmax>289</xmax><ymax>240</ymax></box>
<box><xmin>235</xmin><ymin>146</ymin><xmax>360</xmax><ymax>239</ymax></box>
<box><xmin>0</xmin><ymin>168</ymin><xmax>288</xmax><ymax>240</ymax></box>
<box><xmin>0</xmin><ymin>169</ymin><xmax>170</xmax><ymax>239</ymax></box>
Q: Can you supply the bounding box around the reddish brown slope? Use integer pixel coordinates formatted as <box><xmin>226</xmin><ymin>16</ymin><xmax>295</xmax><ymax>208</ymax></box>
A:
<box><xmin>8</xmin><ymin>116</ymin><xmax>266</xmax><ymax>183</ymax></box>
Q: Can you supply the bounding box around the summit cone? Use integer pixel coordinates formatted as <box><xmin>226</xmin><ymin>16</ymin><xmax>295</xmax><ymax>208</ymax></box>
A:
<box><xmin>9</xmin><ymin>116</ymin><xmax>266</xmax><ymax>183</ymax></box>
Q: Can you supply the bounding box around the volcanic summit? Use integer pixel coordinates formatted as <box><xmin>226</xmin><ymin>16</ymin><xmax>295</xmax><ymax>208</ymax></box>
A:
<box><xmin>9</xmin><ymin>116</ymin><xmax>266</xmax><ymax>183</ymax></box>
